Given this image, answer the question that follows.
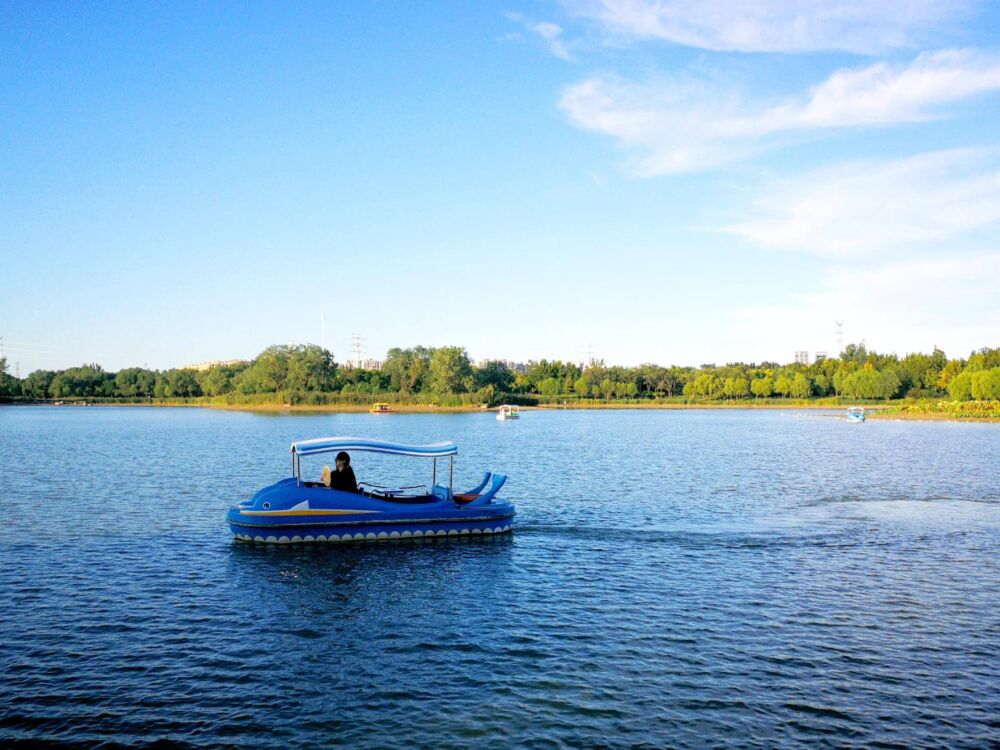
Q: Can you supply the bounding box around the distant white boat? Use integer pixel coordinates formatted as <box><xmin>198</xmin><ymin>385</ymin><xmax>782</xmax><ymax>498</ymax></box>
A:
<box><xmin>496</xmin><ymin>404</ymin><xmax>520</xmax><ymax>421</ymax></box>
<box><xmin>847</xmin><ymin>407</ymin><xmax>865</xmax><ymax>423</ymax></box>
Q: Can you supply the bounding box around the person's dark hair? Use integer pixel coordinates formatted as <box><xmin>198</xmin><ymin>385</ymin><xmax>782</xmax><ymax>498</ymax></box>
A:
<box><xmin>335</xmin><ymin>451</ymin><xmax>350</xmax><ymax>464</ymax></box>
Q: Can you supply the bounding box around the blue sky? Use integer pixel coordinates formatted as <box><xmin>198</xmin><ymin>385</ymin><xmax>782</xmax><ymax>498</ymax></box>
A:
<box><xmin>2</xmin><ymin>1</ymin><xmax>999</xmax><ymax>373</ymax></box>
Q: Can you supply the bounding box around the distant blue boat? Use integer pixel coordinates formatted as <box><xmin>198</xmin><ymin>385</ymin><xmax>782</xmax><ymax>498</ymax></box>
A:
<box><xmin>847</xmin><ymin>407</ymin><xmax>866</xmax><ymax>423</ymax></box>
<box><xmin>227</xmin><ymin>437</ymin><xmax>514</xmax><ymax>543</ymax></box>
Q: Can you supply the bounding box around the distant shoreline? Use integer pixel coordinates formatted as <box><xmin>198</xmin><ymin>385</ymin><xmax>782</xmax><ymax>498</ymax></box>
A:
<box><xmin>4</xmin><ymin>398</ymin><xmax>998</xmax><ymax>422</ymax></box>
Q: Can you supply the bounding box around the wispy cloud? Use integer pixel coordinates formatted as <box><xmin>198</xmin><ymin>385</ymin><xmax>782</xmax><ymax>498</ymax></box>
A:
<box><xmin>506</xmin><ymin>12</ymin><xmax>574</xmax><ymax>61</ymax></box>
<box><xmin>567</xmin><ymin>0</ymin><xmax>975</xmax><ymax>54</ymax></box>
<box><xmin>727</xmin><ymin>252</ymin><xmax>1000</xmax><ymax>358</ymax></box>
<box><xmin>559</xmin><ymin>50</ymin><xmax>1000</xmax><ymax>174</ymax></box>
<box><xmin>724</xmin><ymin>149</ymin><xmax>1000</xmax><ymax>256</ymax></box>
<box><xmin>720</xmin><ymin>148</ymin><xmax>1000</xmax><ymax>357</ymax></box>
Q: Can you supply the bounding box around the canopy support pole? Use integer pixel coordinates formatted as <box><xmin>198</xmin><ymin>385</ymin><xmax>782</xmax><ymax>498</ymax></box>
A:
<box><xmin>449</xmin><ymin>455</ymin><xmax>454</xmax><ymax>499</ymax></box>
<box><xmin>296</xmin><ymin>454</ymin><xmax>301</xmax><ymax>486</ymax></box>
<box><xmin>432</xmin><ymin>458</ymin><xmax>437</xmax><ymax>487</ymax></box>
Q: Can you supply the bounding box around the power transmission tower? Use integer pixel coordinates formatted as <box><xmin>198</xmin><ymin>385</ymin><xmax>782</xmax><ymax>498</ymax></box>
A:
<box><xmin>352</xmin><ymin>333</ymin><xmax>363</xmax><ymax>368</ymax></box>
<box><xmin>834</xmin><ymin>321</ymin><xmax>844</xmax><ymax>355</ymax></box>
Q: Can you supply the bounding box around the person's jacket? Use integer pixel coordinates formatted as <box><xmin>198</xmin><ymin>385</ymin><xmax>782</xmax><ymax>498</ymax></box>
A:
<box><xmin>329</xmin><ymin>466</ymin><xmax>358</xmax><ymax>493</ymax></box>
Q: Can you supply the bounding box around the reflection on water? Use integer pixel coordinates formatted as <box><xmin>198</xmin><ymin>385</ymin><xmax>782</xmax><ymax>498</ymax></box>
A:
<box><xmin>1</xmin><ymin>406</ymin><xmax>999</xmax><ymax>748</ymax></box>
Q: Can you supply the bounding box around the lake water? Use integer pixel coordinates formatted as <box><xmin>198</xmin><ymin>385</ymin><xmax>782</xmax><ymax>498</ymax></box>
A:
<box><xmin>1</xmin><ymin>406</ymin><xmax>999</xmax><ymax>748</ymax></box>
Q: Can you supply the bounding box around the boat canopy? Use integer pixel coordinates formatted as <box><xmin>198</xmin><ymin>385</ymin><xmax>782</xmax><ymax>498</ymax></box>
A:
<box><xmin>290</xmin><ymin>436</ymin><xmax>458</xmax><ymax>458</ymax></box>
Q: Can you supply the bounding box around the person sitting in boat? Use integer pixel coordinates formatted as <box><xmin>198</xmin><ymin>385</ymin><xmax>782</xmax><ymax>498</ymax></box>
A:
<box><xmin>322</xmin><ymin>451</ymin><xmax>359</xmax><ymax>493</ymax></box>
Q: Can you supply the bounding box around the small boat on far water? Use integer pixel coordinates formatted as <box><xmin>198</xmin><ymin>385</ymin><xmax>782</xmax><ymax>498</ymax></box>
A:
<box><xmin>227</xmin><ymin>437</ymin><xmax>514</xmax><ymax>543</ymax></box>
<box><xmin>496</xmin><ymin>404</ymin><xmax>520</xmax><ymax>421</ymax></box>
<box><xmin>370</xmin><ymin>402</ymin><xmax>393</xmax><ymax>414</ymax></box>
<box><xmin>847</xmin><ymin>407</ymin><xmax>866</xmax><ymax>423</ymax></box>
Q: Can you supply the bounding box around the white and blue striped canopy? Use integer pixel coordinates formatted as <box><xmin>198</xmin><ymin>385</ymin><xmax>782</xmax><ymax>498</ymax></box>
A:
<box><xmin>290</xmin><ymin>436</ymin><xmax>458</xmax><ymax>458</ymax></box>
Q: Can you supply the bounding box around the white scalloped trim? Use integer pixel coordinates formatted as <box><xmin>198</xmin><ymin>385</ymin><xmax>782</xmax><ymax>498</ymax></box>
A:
<box><xmin>238</xmin><ymin>521</ymin><xmax>513</xmax><ymax>543</ymax></box>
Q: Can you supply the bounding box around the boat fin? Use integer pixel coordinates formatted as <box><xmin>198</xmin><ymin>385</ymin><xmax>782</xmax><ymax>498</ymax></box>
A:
<box><xmin>466</xmin><ymin>472</ymin><xmax>492</xmax><ymax>496</ymax></box>
<box><xmin>465</xmin><ymin>474</ymin><xmax>506</xmax><ymax>506</ymax></box>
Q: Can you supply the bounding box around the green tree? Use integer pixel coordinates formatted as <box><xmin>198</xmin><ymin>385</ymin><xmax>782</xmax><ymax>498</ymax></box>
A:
<box><xmin>286</xmin><ymin>346</ymin><xmax>337</xmax><ymax>391</ymax></box>
<box><xmin>197</xmin><ymin>365</ymin><xmax>237</xmax><ymax>396</ymax></box>
<box><xmin>751</xmin><ymin>376</ymin><xmax>773</xmax><ymax>398</ymax></box>
<box><xmin>21</xmin><ymin>370</ymin><xmax>55</xmax><ymax>399</ymax></box>
<box><xmin>163</xmin><ymin>369</ymin><xmax>202</xmax><ymax>398</ymax></box>
<box><xmin>948</xmin><ymin>371</ymin><xmax>974</xmax><ymax>401</ymax></box>
<box><xmin>653</xmin><ymin>367</ymin><xmax>687</xmax><ymax>397</ymax></box>
<box><xmin>233</xmin><ymin>346</ymin><xmax>293</xmax><ymax>394</ymax></box>
<box><xmin>790</xmin><ymin>373</ymin><xmax>812</xmax><ymax>399</ymax></box>
<box><xmin>967</xmin><ymin>347</ymin><xmax>1000</xmax><ymax>371</ymax></box>
<box><xmin>970</xmin><ymin>368</ymin><xmax>1000</xmax><ymax>400</ymax></box>
<box><xmin>114</xmin><ymin>367</ymin><xmax>157</xmax><ymax>398</ymax></box>
<box><xmin>841</xmin><ymin>367</ymin><xmax>901</xmax><ymax>399</ymax></box>
<box><xmin>383</xmin><ymin>347</ymin><xmax>430</xmax><ymax>393</ymax></box>
<box><xmin>0</xmin><ymin>357</ymin><xmax>19</xmax><ymax>397</ymax></box>
<box><xmin>876</xmin><ymin>369</ymin><xmax>902</xmax><ymax>399</ymax></box>
<box><xmin>841</xmin><ymin>343</ymin><xmax>870</xmax><ymax>365</ymax></box>
<box><xmin>380</xmin><ymin>346</ymin><xmax>433</xmax><ymax>392</ymax></box>
<box><xmin>600</xmin><ymin>378</ymin><xmax>616</xmax><ymax>400</ymax></box>
<box><xmin>538</xmin><ymin>377</ymin><xmax>563</xmax><ymax>396</ymax></box>
<box><xmin>687</xmin><ymin>373</ymin><xmax>722</xmax><ymax>399</ymax></box>
<box><xmin>723</xmin><ymin>376</ymin><xmax>750</xmax><ymax>399</ymax></box>
<box><xmin>936</xmin><ymin>360</ymin><xmax>963</xmax><ymax>391</ymax></box>
<box><xmin>773</xmin><ymin>373</ymin><xmax>793</xmax><ymax>398</ymax></box>
<box><xmin>474</xmin><ymin>360</ymin><xmax>515</xmax><ymax>393</ymax></box>
<box><xmin>524</xmin><ymin>360</ymin><xmax>561</xmax><ymax>392</ymax></box>
<box><xmin>428</xmin><ymin>346</ymin><xmax>472</xmax><ymax>393</ymax></box>
<box><xmin>49</xmin><ymin>364</ymin><xmax>109</xmax><ymax>398</ymax></box>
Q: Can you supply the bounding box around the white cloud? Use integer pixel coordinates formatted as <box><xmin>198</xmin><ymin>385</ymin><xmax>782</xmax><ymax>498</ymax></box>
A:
<box><xmin>559</xmin><ymin>50</ymin><xmax>1000</xmax><ymax>174</ymax></box>
<box><xmin>728</xmin><ymin>252</ymin><xmax>1000</xmax><ymax>359</ymax></box>
<box><xmin>725</xmin><ymin>149</ymin><xmax>1000</xmax><ymax>256</ymax></box>
<box><xmin>719</xmin><ymin>148</ymin><xmax>1000</xmax><ymax>359</ymax></box>
<box><xmin>568</xmin><ymin>0</ymin><xmax>974</xmax><ymax>54</ymax></box>
<box><xmin>506</xmin><ymin>12</ymin><xmax>574</xmax><ymax>61</ymax></box>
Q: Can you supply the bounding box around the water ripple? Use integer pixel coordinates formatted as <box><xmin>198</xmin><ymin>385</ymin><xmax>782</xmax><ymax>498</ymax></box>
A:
<box><xmin>1</xmin><ymin>407</ymin><xmax>999</xmax><ymax>748</ymax></box>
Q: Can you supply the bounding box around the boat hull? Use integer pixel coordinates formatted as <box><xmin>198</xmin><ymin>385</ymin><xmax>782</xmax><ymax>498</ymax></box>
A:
<box><xmin>228</xmin><ymin>488</ymin><xmax>515</xmax><ymax>543</ymax></box>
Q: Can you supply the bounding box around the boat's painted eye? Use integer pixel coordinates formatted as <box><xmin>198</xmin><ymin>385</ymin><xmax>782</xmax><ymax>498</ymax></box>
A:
<box><xmin>263</xmin><ymin>502</ymin><xmax>270</xmax><ymax>509</ymax></box>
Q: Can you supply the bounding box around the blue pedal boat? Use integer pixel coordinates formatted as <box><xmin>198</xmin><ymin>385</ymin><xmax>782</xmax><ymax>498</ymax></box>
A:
<box><xmin>228</xmin><ymin>437</ymin><xmax>515</xmax><ymax>543</ymax></box>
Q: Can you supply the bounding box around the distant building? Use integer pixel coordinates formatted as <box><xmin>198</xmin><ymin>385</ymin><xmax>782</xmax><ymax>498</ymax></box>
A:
<box><xmin>814</xmin><ymin>351</ymin><xmax>828</xmax><ymax>362</ymax></box>
<box><xmin>343</xmin><ymin>358</ymin><xmax>383</xmax><ymax>371</ymax></box>
<box><xmin>794</xmin><ymin>351</ymin><xmax>809</xmax><ymax>365</ymax></box>
<box><xmin>475</xmin><ymin>358</ymin><xmax>527</xmax><ymax>373</ymax></box>
<box><xmin>183</xmin><ymin>359</ymin><xmax>246</xmax><ymax>372</ymax></box>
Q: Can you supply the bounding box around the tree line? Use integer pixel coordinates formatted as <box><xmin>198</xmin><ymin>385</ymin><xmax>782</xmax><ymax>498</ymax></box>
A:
<box><xmin>1</xmin><ymin>343</ymin><xmax>999</xmax><ymax>403</ymax></box>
